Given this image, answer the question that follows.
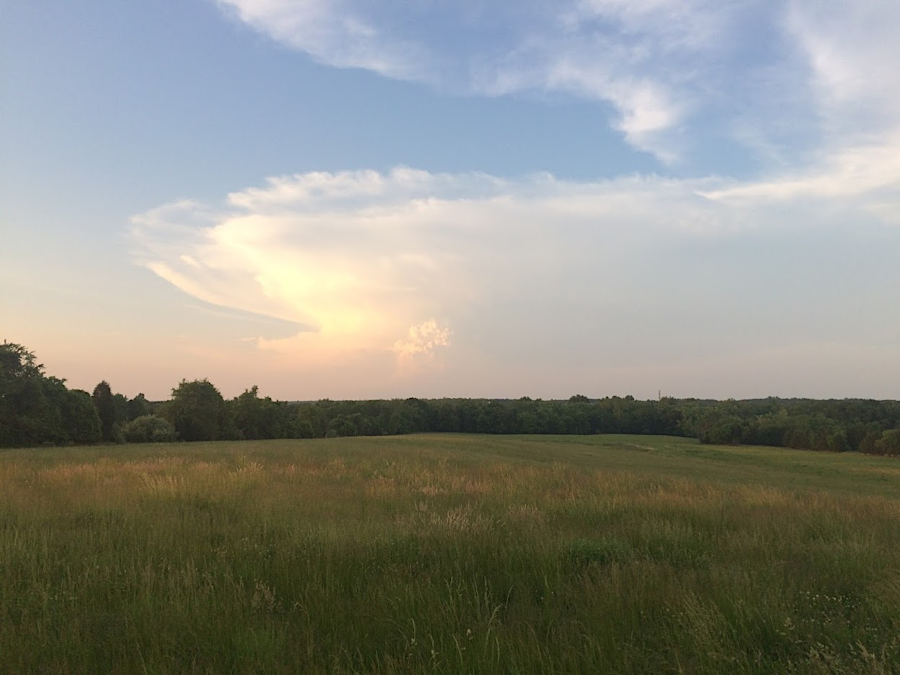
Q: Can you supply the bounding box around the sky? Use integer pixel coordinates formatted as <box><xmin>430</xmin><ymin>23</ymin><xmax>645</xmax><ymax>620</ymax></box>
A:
<box><xmin>2</xmin><ymin>0</ymin><xmax>899</xmax><ymax>401</ymax></box>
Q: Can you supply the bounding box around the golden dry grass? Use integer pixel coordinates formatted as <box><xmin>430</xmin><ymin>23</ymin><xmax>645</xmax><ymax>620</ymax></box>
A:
<box><xmin>1</xmin><ymin>434</ymin><xmax>900</xmax><ymax>673</ymax></box>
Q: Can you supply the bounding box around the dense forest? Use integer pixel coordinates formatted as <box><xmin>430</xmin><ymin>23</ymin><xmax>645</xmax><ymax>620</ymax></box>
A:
<box><xmin>2</xmin><ymin>342</ymin><xmax>899</xmax><ymax>455</ymax></box>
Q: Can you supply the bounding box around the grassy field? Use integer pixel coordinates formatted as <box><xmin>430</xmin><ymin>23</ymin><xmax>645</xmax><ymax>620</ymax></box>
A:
<box><xmin>2</xmin><ymin>434</ymin><xmax>900</xmax><ymax>674</ymax></box>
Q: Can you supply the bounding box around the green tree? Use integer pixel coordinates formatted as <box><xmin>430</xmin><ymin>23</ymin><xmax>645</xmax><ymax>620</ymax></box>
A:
<box><xmin>127</xmin><ymin>393</ymin><xmax>152</xmax><ymax>421</ymax></box>
<box><xmin>0</xmin><ymin>343</ymin><xmax>58</xmax><ymax>446</ymax></box>
<box><xmin>112</xmin><ymin>393</ymin><xmax>129</xmax><ymax>430</ymax></box>
<box><xmin>284</xmin><ymin>415</ymin><xmax>315</xmax><ymax>439</ymax></box>
<box><xmin>875</xmin><ymin>429</ymin><xmax>900</xmax><ymax>456</ymax></box>
<box><xmin>232</xmin><ymin>386</ymin><xmax>264</xmax><ymax>440</ymax></box>
<box><xmin>163</xmin><ymin>379</ymin><xmax>228</xmax><ymax>442</ymax></box>
<box><xmin>230</xmin><ymin>386</ymin><xmax>285</xmax><ymax>440</ymax></box>
<box><xmin>60</xmin><ymin>389</ymin><xmax>103</xmax><ymax>445</ymax></box>
<box><xmin>92</xmin><ymin>381</ymin><xmax>117</xmax><ymax>442</ymax></box>
<box><xmin>859</xmin><ymin>430</ymin><xmax>883</xmax><ymax>454</ymax></box>
<box><xmin>1</xmin><ymin>343</ymin><xmax>102</xmax><ymax>447</ymax></box>
<box><xmin>327</xmin><ymin>414</ymin><xmax>357</xmax><ymax>438</ymax></box>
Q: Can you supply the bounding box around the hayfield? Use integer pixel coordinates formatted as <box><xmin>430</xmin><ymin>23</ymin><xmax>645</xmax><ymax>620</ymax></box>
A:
<box><xmin>2</xmin><ymin>434</ymin><xmax>900</xmax><ymax>674</ymax></box>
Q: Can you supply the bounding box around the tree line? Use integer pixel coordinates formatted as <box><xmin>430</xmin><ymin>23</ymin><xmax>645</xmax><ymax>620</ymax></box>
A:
<box><xmin>1</xmin><ymin>342</ymin><xmax>899</xmax><ymax>455</ymax></box>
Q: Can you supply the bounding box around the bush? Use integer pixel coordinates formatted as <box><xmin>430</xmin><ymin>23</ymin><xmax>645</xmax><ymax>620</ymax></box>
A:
<box><xmin>701</xmin><ymin>416</ymin><xmax>747</xmax><ymax>445</ymax></box>
<box><xmin>875</xmin><ymin>429</ymin><xmax>900</xmax><ymax>456</ymax></box>
<box><xmin>858</xmin><ymin>430</ymin><xmax>883</xmax><ymax>454</ymax></box>
<box><xmin>286</xmin><ymin>419</ymin><xmax>315</xmax><ymax>439</ymax></box>
<box><xmin>122</xmin><ymin>415</ymin><xmax>177</xmax><ymax>443</ymax></box>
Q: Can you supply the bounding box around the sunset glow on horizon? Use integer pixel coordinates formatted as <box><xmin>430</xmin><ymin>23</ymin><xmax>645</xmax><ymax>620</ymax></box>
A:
<box><xmin>3</xmin><ymin>1</ymin><xmax>899</xmax><ymax>401</ymax></box>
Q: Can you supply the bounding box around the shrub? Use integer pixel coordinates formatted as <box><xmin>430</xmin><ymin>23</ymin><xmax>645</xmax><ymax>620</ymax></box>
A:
<box><xmin>875</xmin><ymin>429</ymin><xmax>900</xmax><ymax>456</ymax></box>
<box><xmin>122</xmin><ymin>415</ymin><xmax>177</xmax><ymax>443</ymax></box>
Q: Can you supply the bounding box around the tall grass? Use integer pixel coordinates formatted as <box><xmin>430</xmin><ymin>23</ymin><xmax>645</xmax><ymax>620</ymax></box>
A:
<box><xmin>2</xmin><ymin>435</ymin><xmax>900</xmax><ymax>673</ymax></box>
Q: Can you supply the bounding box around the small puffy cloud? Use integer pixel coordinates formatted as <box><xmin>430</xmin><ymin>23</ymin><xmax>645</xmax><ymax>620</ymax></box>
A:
<box><xmin>393</xmin><ymin>319</ymin><xmax>452</xmax><ymax>372</ymax></box>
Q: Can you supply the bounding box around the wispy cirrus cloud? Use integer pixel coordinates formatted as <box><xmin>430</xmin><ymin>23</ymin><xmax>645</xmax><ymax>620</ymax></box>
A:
<box><xmin>703</xmin><ymin>1</ymin><xmax>900</xmax><ymax>208</ymax></box>
<box><xmin>214</xmin><ymin>1</ymin><xmax>900</xmax><ymax>176</ymax></box>
<box><xmin>215</xmin><ymin>0</ymin><xmax>431</xmax><ymax>80</ymax></box>
<box><xmin>214</xmin><ymin>0</ymin><xmax>759</xmax><ymax>161</ymax></box>
<box><xmin>787</xmin><ymin>0</ymin><xmax>900</xmax><ymax>127</ymax></box>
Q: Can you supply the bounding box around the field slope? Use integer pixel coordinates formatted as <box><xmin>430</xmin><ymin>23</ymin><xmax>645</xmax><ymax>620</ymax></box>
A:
<box><xmin>2</xmin><ymin>434</ymin><xmax>900</xmax><ymax>674</ymax></box>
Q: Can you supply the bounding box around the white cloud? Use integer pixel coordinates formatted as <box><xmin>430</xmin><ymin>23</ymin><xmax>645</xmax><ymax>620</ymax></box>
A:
<box><xmin>787</xmin><ymin>0</ymin><xmax>900</xmax><ymax>121</ymax></box>
<box><xmin>701</xmin><ymin>134</ymin><xmax>900</xmax><ymax>204</ymax></box>
<box><xmin>123</xmin><ymin>2</ymin><xmax>900</xmax><ymax>397</ymax></box>
<box><xmin>214</xmin><ymin>0</ymin><xmax>764</xmax><ymax>161</ymax></box>
<box><xmin>570</xmin><ymin>0</ymin><xmax>728</xmax><ymax>52</ymax></box>
<box><xmin>213</xmin><ymin>1</ymin><xmax>900</xmax><ymax>170</ymax></box>
<box><xmin>215</xmin><ymin>0</ymin><xmax>429</xmax><ymax>80</ymax></box>
<box><xmin>393</xmin><ymin>319</ymin><xmax>452</xmax><ymax>372</ymax></box>
<box><xmin>132</xmin><ymin>166</ymin><xmax>900</xmax><ymax>396</ymax></box>
<box><xmin>701</xmin><ymin>1</ymin><xmax>900</xmax><ymax>207</ymax></box>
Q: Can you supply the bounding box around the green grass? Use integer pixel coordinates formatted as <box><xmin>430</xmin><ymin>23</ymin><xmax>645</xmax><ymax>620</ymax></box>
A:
<box><xmin>2</xmin><ymin>434</ymin><xmax>900</xmax><ymax>674</ymax></box>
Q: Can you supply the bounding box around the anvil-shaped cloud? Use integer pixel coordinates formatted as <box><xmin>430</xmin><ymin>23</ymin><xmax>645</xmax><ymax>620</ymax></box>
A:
<box><xmin>132</xmin><ymin>161</ymin><xmax>900</xmax><ymax>393</ymax></box>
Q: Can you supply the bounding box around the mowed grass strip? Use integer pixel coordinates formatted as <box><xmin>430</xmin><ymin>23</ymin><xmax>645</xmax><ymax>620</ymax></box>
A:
<box><xmin>2</xmin><ymin>434</ymin><xmax>900</xmax><ymax>674</ymax></box>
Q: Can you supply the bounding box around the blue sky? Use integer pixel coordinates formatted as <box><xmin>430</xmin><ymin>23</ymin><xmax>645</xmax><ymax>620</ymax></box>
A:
<box><xmin>2</xmin><ymin>0</ymin><xmax>899</xmax><ymax>400</ymax></box>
